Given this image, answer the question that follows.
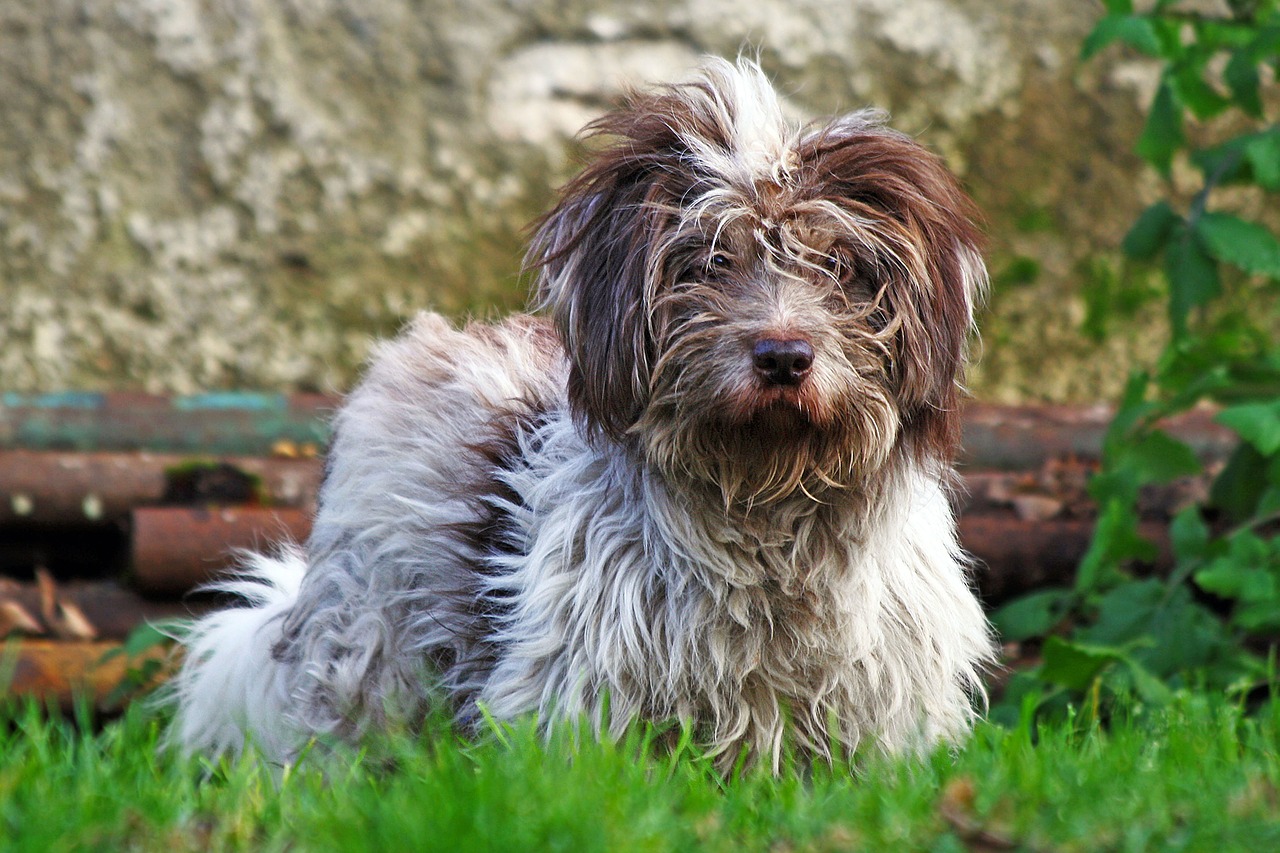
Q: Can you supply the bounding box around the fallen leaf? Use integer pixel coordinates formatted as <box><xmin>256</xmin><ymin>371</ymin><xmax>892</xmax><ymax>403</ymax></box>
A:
<box><xmin>34</xmin><ymin>567</ymin><xmax>99</xmax><ymax>640</ymax></box>
<box><xmin>272</xmin><ymin>439</ymin><xmax>300</xmax><ymax>458</ymax></box>
<box><xmin>36</xmin><ymin>566</ymin><xmax>57</xmax><ymax>624</ymax></box>
<box><xmin>1011</xmin><ymin>494</ymin><xmax>1064</xmax><ymax>522</ymax></box>
<box><xmin>939</xmin><ymin>776</ymin><xmax>1018</xmax><ymax>851</ymax></box>
<box><xmin>0</xmin><ymin>600</ymin><xmax>44</xmax><ymax>635</ymax></box>
<box><xmin>51</xmin><ymin>600</ymin><xmax>98</xmax><ymax>641</ymax></box>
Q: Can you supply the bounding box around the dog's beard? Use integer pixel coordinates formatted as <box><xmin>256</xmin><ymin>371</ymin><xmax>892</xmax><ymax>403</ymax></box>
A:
<box><xmin>637</xmin><ymin>329</ymin><xmax>901</xmax><ymax>509</ymax></box>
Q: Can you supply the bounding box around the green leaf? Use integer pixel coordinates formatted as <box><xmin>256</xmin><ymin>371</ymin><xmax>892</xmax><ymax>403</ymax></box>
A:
<box><xmin>1261</xmin><ymin>486</ymin><xmax>1280</xmax><ymax>519</ymax></box>
<box><xmin>1245</xmin><ymin>130</ymin><xmax>1280</xmax><ymax>190</ymax></box>
<box><xmin>1254</xmin><ymin>24</ymin><xmax>1280</xmax><ymax>55</ymax></box>
<box><xmin>990</xmin><ymin>589</ymin><xmax>1074</xmax><ymax>642</ymax></box>
<box><xmin>1076</xmin><ymin>498</ymin><xmax>1157</xmax><ymax>595</ymax></box>
<box><xmin>1170</xmin><ymin>506</ymin><xmax>1210</xmax><ymax>562</ymax></box>
<box><xmin>1195</xmin><ymin>533</ymin><xmax>1280</xmax><ymax>633</ymax></box>
<box><xmin>1171</xmin><ymin>63</ymin><xmax>1231</xmax><ymax>120</ymax></box>
<box><xmin>1136</xmin><ymin>77</ymin><xmax>1185</xmax><ymax>175</ymax></box>
<box><xmin>1217</xmin><ymin>399</ymin><xmax>1280</xmax><ymax>455</ymax></box>
<box><xmin>1082</xmin><ymin>15</ymin><xmax>1163</xmax><ymax>60</ymax></box>
<box><xmin>1040</xmin><ymin>637</ymin><xmax>1123</xmax><ymax>691</ymax></box>
<box><xmin>1210</xmin><ymin>442</ymin><xmax>1271</xmax><ymax>524</ymax></box>
<box><xmin>1235</xmin><ymin>585</ymin><xmax>1280</xmax><ymax>633</ymax></box>
<box><xmin>1123</xmin><ymin>657</ymin><xmax>1176</xmax><ymax>704</ymax></box>
<box><xmin>1196</xmin><ymin>551</ymin><xmax>1260</xmax><ymax>599</ymax></box>
<box><xmin>1225</xmin><ymin>50</ymin><xmax>1263</xmax><ymax>117</ymax></box>
<box><xmin>1192</xmin><ymin>136</ymin><xmax>1255</xmax><ymax>185</ymax></box>
<box><xmin>1101</xmin><ymin>0</ymin><xmax>1133</xmax><ymax>13</ymax></box>
<box><xmin>1079</xmin><ymin>579</ymin><xmax>1162</xmax><ymax>647</ymax></box>
<box><xmin>1122</xmin><ymin>202</ymin><xmax>1180</xmax><ymax>260</ymax></box>
<box><xmin>1103</xmin><ymin>372</ymin><xmax>1157</xmax><ymax>450</ymax></box>
<box><xmin>1080</xmin><ymin>580</ymin><xmax>1228</xmax><ymax>679</ymax></box>
<box><xmin>121</xmin><ymin>620</ymin><xmax>176</xmax><ymax>658</ymax></box>
<box><xmin>1164</xmin><ymin>227</ymin><xmax>1220</xmax><ymax>336</ymax></box>
<box><xmin>1116</xmin><ymin>429</ymin><xmax>1201</xmax><ymax>484</ymax></box>
<box><xmin>1197</xmin><ymin>213</ymin><xmax>1280</xmax><ymax>279</ymax></box>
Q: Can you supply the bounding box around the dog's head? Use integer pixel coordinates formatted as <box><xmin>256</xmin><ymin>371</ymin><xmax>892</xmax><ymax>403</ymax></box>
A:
<box><xmin>531</xmin><ymin>58</ymin><xmax>986</xmax><ymax>505</ymax></box>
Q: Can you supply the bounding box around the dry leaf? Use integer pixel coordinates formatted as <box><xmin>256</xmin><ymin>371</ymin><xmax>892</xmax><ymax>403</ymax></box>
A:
<box><xmin>52</xmin><ymin>600</ymin><xmax>98</xmax><ymax>641</ymax></box>
<box><xmin>33</xmin><ymin>567</ymin><xmax>99</xmax><ymax>640</ymax></box>
<box><xmin>0</xmin><ymin>599</ymin><xmax>44</xmax><ymax>635</ymax></box>
<box><xmin>1011</xmin><ymin>494</ymin><xmax>1065</xmax><ymax>522</ymax></box>
<box><xmin>938</xmin><ymin>776</ymin><xmax>1017</xmax><ymax>851</ymax></box>
<box><xmin>36</xmin><ymin>566</ymin><xmax>57</xmax><ymax>623</ymax></box>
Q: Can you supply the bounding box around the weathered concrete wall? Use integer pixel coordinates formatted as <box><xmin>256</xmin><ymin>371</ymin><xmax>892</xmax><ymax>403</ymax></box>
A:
<box><xmin>0</xmin><ymin>0</ymin><xmax>1165</xmax><ymax>400</ymax></box>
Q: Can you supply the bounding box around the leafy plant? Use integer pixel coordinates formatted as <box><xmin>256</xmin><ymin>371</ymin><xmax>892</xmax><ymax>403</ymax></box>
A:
<box><xmin>993</xmin><ymin>0</ymin><xmax>1280</xmax><ymax>719</ymax></box>
<box><xmin>99</xmin><ymin>620</ymin><xmax>182</xmax><ymax>707</ymax></box>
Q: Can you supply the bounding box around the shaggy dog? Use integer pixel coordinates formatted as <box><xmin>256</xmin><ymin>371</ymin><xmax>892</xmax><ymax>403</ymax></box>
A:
<box><xmin>171</xmin><ymin>58</ymin><xmax>996</xmax><ymax>769</ymax></box>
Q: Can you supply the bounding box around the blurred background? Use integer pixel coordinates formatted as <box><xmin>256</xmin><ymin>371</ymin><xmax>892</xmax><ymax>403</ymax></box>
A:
<box><xmin>0</xmin><ymin>0</ymin><xmax>1171</xmax><ymax>403</ymax></box>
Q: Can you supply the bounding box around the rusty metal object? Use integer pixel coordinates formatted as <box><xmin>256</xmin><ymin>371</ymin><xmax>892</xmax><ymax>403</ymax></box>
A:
<box><xmin>0</xmin><ymin>450</ymin><xmax>322</xmax><ymax>526</ymax></box>
<box><xmin>1</xmin><ymin>639</ymin><xmax>170</xmax><ymax>711</ymax></box>
<box><xmin>959</xmin><ymin>403</ymin><xmax>1237</xmax><ymax>470</ymax></box>
<box><xmin>0</xmin><ymin>391</ymin><xmax>335</xmax><ymax>455</ymax></box>
<box><xmin>130</xmin><ymin>506</ymin><xmax>312</xmax><ymax>595</ymax></box>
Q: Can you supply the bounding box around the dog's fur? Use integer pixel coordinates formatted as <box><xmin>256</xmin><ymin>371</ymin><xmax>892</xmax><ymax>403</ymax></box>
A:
<box><xmin>170</xmin><ymin>58</ymin><xmax>996</xmax><ymax>769</ymax></box>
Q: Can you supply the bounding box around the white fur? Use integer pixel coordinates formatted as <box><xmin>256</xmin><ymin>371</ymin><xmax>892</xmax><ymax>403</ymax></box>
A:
<box><xmin>171</xmin><ymin>549</ymin><xmax>307</xmax><ymax>761</ymax></box>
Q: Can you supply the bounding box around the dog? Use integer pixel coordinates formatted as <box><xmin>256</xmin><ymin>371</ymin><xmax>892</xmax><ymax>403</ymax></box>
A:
<box><xmin>170</xmin><ymin>58</ymin><xmax>996</xmax><ymax>770</ymax></box>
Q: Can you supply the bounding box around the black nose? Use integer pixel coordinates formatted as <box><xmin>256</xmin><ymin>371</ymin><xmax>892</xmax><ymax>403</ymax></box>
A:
<box><xmin>752</xmin><ymin>338</ymin><xmax>815</xmax><ymax>386</ymax></box>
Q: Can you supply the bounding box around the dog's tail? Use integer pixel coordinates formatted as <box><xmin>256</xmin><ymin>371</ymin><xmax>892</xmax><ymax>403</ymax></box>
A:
<box><xmin>164</xmin><ymin>546</ymin><xmax>308</xmax><ymax>763</ymax></box>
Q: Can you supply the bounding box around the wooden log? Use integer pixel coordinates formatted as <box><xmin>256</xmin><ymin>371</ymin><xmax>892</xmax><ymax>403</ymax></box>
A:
<box><xmin>0</xmin><ymin>450</ymin><xmax>323</xmax><ymax>526</ymax></box>
<box><xmin>122</xmin><ymin>506</ymin><xmax>1169</xmax><ymax>606</ymax></box>
<box><xmin>118</xmin><ymin>472</ymin><xmax>1183</xmax><ymax>603</ymax></box>
<box><xmin>0</xmin><ymin>451</ymin><xmax>164</xmax><ymax>526</ymax></box>
<box><xmin>958</xmin><ymin>403</ymin><xmax>1236</xmax><ymax>469</ymax></box>
<box><xmin>0</xmin><ymin>396</ymin><xmax>1242</xmax><ymax>468</ymax></box>
<box><xmin>0</xmin><ymin>578</ymin><xmax>207</xmax><ymax>640</ymax></box>
<box><xmin>962</xmin><ymin>515</ymin><xmax>1172</xmax><ymax>602</ymax></box>
<box><xmin>1</xmin><ymin>639</ymin><xmax>169</xmax><ymax>711</ymax></box>
<box><xmin>130</xmin><ymin>506</ymin><xmax>312</xmax><ymax>595</ymax></box>
<box><xmin>0</xmin><ymin>391</ymin><xmax>333</xmax><ymax>455</ymax></box>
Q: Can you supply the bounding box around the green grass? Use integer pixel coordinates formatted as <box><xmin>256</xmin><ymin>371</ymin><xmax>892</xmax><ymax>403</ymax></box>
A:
<box><xmin>3</xmin><ymin>694</ymin><xmax>1280</xmax><ymax>852</ymax></box>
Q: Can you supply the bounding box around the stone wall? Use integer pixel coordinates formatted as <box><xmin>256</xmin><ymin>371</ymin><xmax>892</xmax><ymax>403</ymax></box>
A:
<box><xmin>0</xmin><ymin>0</ymin><xmax>1166</xmax><ymax>400</ymax></box>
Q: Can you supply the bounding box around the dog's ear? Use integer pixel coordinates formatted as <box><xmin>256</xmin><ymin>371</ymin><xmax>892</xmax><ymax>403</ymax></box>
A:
<box><xmin>529</xmin><ymin>87</ymin><xmax>730</xmax><ymax>441</ymax></box>
<box><xmin>801</xmin><ymin>119</ymin><xmax>987</xmax><ymax>458</ymax></box>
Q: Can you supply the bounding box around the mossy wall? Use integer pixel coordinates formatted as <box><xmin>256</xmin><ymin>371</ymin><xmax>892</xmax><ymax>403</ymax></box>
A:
<box><xmin>0</xmin><ymin>1</ymin><xmax>1169</xmax><ymax>401</ymax></box>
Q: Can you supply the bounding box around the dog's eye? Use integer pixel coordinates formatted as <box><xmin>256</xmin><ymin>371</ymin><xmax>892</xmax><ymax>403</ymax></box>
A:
<box><xmin>703</xmin><ymin>253</ymin><xmax>733</xmax><ymax>278</ymax></box>
<box><xmin>822</xmin><ymin>253</ymin><xmax>849</xmax><ymax>280</ymax></box>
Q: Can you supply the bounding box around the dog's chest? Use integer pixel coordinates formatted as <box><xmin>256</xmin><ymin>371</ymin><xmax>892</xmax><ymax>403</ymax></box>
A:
<box><xmin>484</xmin><ymin>421</ymin><xmax>879</xmax><ymax>724</ymax></box>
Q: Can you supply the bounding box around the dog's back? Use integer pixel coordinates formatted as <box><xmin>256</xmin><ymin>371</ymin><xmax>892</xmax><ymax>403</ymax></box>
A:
<box><xmin>171</xmin><ymin>313</ymin><xmax>566</xmax><ymax>758</ymax></box>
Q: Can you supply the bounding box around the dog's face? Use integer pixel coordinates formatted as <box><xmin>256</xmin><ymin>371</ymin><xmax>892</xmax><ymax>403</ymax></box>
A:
<box><xmin>533</xmin><ymin>60</ymin><xmax>986</xmax><ymax>505</ymax></box>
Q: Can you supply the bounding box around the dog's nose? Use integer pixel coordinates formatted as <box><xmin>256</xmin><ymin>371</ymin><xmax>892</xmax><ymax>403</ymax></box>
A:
<box><xmin>752</xmin><ymin>338</ymin><xmax>815</xmax><ymax>386</ymax></box>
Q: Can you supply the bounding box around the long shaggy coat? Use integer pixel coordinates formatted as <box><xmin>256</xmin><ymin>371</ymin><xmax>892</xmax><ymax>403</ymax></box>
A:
<box><xmin>171</xmin><ymin>58</ymin><xmax>996</xmax><ymax>770</ymax></box>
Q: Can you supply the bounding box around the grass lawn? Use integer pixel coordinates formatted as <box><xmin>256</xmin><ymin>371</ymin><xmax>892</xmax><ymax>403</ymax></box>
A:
<box><xmin>2</xmin><ymin>692</ymin><xmax>1279</xmax><ymax>852</ymax></box>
